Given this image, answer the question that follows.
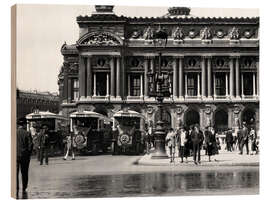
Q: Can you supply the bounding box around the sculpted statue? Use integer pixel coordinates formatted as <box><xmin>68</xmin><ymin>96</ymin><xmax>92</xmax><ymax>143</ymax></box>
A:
<box><xmin>131</xmin><ymin>30</ymin><xmax>141</xmax><ymax>39</ymax></box>
<box><xmin>200</xmin><ymin>27</ymin><xmax>212</xmax><ymax>40</ymax></box>
<box><xmin>172</xmin><ymin>27</ymin><xmax>184</xmax><ymax>40</ymax></box>
<box><xmin>229</xmin><ymin>27</ymin><xmax>240</xmax><ymax>40</ymax></box>
<box><xmin>143</xmin><ymin>26</ymin><xmax>154</xmax><ymax>40</ymax></box>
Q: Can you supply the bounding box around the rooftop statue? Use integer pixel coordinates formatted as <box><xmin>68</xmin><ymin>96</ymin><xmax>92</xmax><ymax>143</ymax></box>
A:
<box><xmin>229</xmin><ymin>27</ymin><xmax>240</xmax><ymax>40</ymax></box>
<box><xmin>200</xmin><ymin>27</ymin><xmax>212</xmax><ymax>40</ymax></box>
<box><xmin>172</xmin><ymin>27</ymin><xmax>184</xmax><ymax>40</ymax></box>
<box><xmin>143</xmin><ymin>26</ymin><xmax>154</xmax><ymax>40</ymax></box>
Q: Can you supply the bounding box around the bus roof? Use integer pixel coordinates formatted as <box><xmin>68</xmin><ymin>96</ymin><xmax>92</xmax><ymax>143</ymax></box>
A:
<box><xmin>113</xmin><ymin>110</ymin><xmax>145</xmax><ymax>120</ymax></box>
<box><xmin>70</xmin><ymin>110</ymin><xmax>112</xmax><ymax>122</ymax></box>
<box><xmin>26</xmin><ymin>111</ymin><xmax>68</xmax><ymax>120</ymax></box>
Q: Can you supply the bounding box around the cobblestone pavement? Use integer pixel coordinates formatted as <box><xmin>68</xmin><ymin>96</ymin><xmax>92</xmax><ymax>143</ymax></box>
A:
<box><xmin>16</xmin><ymin>151</ymin><xmax>259</xmax><ymax>199</ymax></box>
<box><xmin>138</xmin><ymin>149</ymin><xmax>259</xmax><ymax>166</ymax></box>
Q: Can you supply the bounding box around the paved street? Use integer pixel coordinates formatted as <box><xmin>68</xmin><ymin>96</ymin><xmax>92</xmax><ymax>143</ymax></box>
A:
<box><xmin>16</xmin><ymin>150</ymin><xmax>259</xmax><ymax>199</ymax></box>
<box><xmin>139</xmin><ymin>149</ymin><xmax>259</xmax><ymax>166</ymax></box>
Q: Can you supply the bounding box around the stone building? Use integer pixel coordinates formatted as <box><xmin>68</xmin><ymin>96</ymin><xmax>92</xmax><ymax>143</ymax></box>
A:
<box><xmin>58</xmin><ymin>5</ymin><xmax>259</xmax><ymax>132</ymax></box>
<box><xmin>16</xmin><ymin>89</ymin><xmax>59</xmax><ymax>119</ymax></box>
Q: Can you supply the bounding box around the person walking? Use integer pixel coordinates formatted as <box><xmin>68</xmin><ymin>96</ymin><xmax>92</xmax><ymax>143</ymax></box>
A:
<box><xmin>225</xmin><ymin>129</ymin><xmax>233</xmax><ymax>152</ymax></box>
<box><xmin>32</xmin><ymin>125</ymin><xmax>41</xmax><ymax>161</ymax></box>
<box><xmin>63</xmin><ymin>125</ymin><xmax>78</xmax><ymax>160</ymax></box>
<box><xmin>166</xmin><ymin>128</ymin><xmax>176</xmax><ymax>163</ymax></box>
<box><xmin>204</xmin><ymin>126</ymin><xmax>217</xmax><ymax>162</ymax></box>
<box><xmin>177</xmin><ymin>126</ymin><xmax>188</xmax><ymax>163</ymax></box>
<box><xmin>249</xmin><ymin>127</ymin><xmax>257</xmax><ymax>155</ymax></box>
<box><xmin>144</xmin><ymin>127</ymin><xmax>151</xmax><ymax>154</ymax></box>
<box><xmin>39</xmin><ymin>125</ymin><xmax>50</xmax><ymax>165</ymax></box>
<box><xmin>239</xmin><ymin>122</ymin><xmax>249</xmax><ymax>155</ymax></box>
<box><xmin>16</xmin><ymin>118</ymin><xmax>33</xmax><ymax>194</ymax></box>
<box><xmin>148</xmin><ymin>122</ymin><xmax>155</xmax><ymax>149</ymax></box>
<box><xmin>191</xmin><ymin>124</ymin><xmax>204</xmax><ymax>165</ymax></box>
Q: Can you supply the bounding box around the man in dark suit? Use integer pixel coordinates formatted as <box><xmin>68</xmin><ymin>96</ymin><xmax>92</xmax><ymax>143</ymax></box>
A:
<box><xmin>191</xmin><ymin>124</ymin><xmax>204</xmax><ymax>165</ymax></box>
<box><xmin>17</xmin><ymin>118</ymin><xmax>33</xmax><ymax>194</ymax></box>
<box><xmin>39</xmin><ymin>125</ymin><xmax>50</xmax><ymax>165</ymax></box>
<box><xmin>239</xmin><ymin>122</ymin><xmax>249</xmax><ymax>155</ymax></box>
<box><xmin>225</xmin><ymin>129</ymin><xmax>233</xmax><ymax>152</ymax></box>
<box><xmin>204</xmin><ymin>126</ymin><xmax>216</xmax><ymax>162</ymax></box>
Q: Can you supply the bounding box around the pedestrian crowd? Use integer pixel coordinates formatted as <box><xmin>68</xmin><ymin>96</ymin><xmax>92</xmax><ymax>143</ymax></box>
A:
<box><xmin>144</xmin><ymin>121</ymin><xmax>259</xmax><ymax>164</ymax></box>
<box><xmin>16</xmin><ymin>117</ymin><xmax>259</xmax><ymax>196</ymax></box>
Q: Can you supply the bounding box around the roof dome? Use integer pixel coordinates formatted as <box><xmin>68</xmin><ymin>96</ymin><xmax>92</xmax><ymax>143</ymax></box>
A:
<box><xmin>168</xmin><ymin>7</ymin><xmax>191</xmax><ymax>16</ymax></box>
<box><xmin>94</xmin><ymin>5</ymin><xmax>114</xmax><ymax>13</ymax></box>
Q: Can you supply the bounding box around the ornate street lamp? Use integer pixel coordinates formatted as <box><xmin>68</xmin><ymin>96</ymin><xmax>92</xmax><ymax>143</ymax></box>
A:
<box><xmin>147</xmin><ymin>26</ymin><xmax>172</xmax><ymax>159</ymax></box>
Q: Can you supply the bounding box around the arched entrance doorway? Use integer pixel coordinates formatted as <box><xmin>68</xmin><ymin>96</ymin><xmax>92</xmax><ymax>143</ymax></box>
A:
<box><xmin>155</xmin><ymin>110</ymin><xmax>171</xmax><ymax>131</ymax></box>
<box><xmin>242</xmin><ymin>108</ymin><xmax>256</xmax><ymax>127</ymax></box>
<box><xmin>184</xmin><ymin>109</ymin><xmax>200</xmax><ymax>127</ymax></box>
<box><xmin>214</xmin><ymin>109</ymin><xmax>228</xmax><ymax>133</ymax></box>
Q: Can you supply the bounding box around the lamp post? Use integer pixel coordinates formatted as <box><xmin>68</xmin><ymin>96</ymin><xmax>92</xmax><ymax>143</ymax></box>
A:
<box><xmin>147</xmin><ymin>27</ymin><xmax>172</xmax><ymax>159</ymax></box>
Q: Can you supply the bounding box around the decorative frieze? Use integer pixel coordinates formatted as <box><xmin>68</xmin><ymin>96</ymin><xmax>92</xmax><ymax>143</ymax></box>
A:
<box><xmin>78</xmin><ymin>32</ymin><xmax>122</xmax><ymax>46</ymax></box>
<box><xmin>200</xmin><ymin>27</ymin><xmax>212</xmax><ymax>43</ymax></box>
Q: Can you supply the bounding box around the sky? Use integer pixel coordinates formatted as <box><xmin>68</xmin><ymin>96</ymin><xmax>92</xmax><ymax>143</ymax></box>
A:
<box><xmin>16</xmin><ymin>4</ymin><xmax>259</xmax><ymax>93</ymax></box>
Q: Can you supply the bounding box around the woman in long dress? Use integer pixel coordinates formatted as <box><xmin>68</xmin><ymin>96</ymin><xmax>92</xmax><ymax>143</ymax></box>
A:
<box><xmin>204</xmin><ymin>126</ymin><xmax>217</xmax><ymax>162</ymax></box>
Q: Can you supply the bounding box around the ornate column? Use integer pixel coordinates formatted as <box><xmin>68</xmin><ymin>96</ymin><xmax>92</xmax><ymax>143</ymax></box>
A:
<box><xmin>116</xmin><ymin>56</ymin><xmax>121</xmax><ymax>99</ymax></box>
<box><xmin>256</xmin><ymin>58</ymin><xmax>259</xmax><ymax>96</ymax></box>
<box><xmin>121</xmin><ymin>55</ymin><xmax>126</xmax><ymax>98</ymax></box>
<box><xmin>173</xmin><ymin>57</ymin><xmax>178</xmax><ymax>98</ymax></box>
<box><xmin>178</xmin><ymin>56</ymin><xmax>184</xmax><ymax>99</ymax></box>
<box><xmin>241</xmin><ymin>73</ymin><xmax>244</xmax><ymax>97</ymax></box>
<box><xmin>235</xmin><ymin>56</ymin><xmax>240</xmax><ymax>99</ymax></box>
<box><xmin>229</xmin><ymin>57</ymin><xmax>235</xmax><ymax>98</ymax></box>
<box><xmin>253</xmin><ymin>73</ymin><xmax>256</xmax><ymax>97</ymax></box>
<box><xmin>140</xmin><ymin>74</ymin><xmax>143</xmax><ymax>98</ymax></box>
<box><xmin>93</xmin><ymin>73</ymin><xmax>96</xmax><ymax>96</ymax></box>
<box><xmin>63</xmin><ymin>70</ymin><xmax>68</xmax><ymax>102</ymax></box>
<box><xmin>67</xmin><ymin>78</ymin><xmax>72</xmax><ymax>102</ymax></box>
<box><xmin>110</xmin><ymin>57</ymin><xmax>115</xmax><ymax>97</ymax></box>
<box><xmin>213</xmin><ymin>73</ymin><xmax>216</xmax><ymax>98</ymax></box>
<box><xmin>150</xmin><ymin>57</ymin><xmax>155</xmax><ymax>94</ymax></box>
<box><xmin>144</xmin><ymin>57</ymin><xmax>149</xmax><ymax>98</ymax></box>
<box><xmin>150</xmin><ymin>56</ymin><xmax>155</xmax><ymax>73</ymax></box>
<box><xmin>201</xmin><ymin>56</ymin><xmax>206</xmax><ymax>98</ymax></box>
<box><xmin>197</xmin><ymin>73</ymin><xmax>201</xmax><ymax>97</ymax></box>
<box><xmin>86</xmin><ymin>56</ymin><xmax>92</xmax><ymax>98</ymax></box>
<box><xmin>207</xmin><ymin>57</ymin><xmax>212</xmax><ymax>98</ymax></box>
<box><xmin>106</xmin><ymin>73</ymin><xmax>109</xmax><ymax>97</ymax></box>
<box><xmin>128</xmin><ymin>74</ymin><xmax>131</xmax><ymax>96</ymax></box>
<box><xmin>79</xmin><ymin>56</ymin><xmax>86</xmax><ymax>99</ymax></box>
<box><xmin>185</xmin><ymin>73</ymin><xmax>188</xmax><ymax>97</ymax></box>
<box><xmin>225</xmin><ymin>73</ymin><xmax>229</xmax><ymax>97</ymax></box>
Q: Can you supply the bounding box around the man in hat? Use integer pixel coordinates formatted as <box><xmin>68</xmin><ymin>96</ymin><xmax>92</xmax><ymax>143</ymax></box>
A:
<box><xmin>39</xmin><ymin>125</ymin><xmax>50</xmax><ymax>165</ymax></box>
<box><xmin>225</xmin><ymin>128</ymin><xmax>233</xmax><ymax>152</ymax></box>
<box><xmin>16</xmin><ymin>118</ymin><xmax>33</xmax><ymax>194</ymax></box>
<box><xmin>177</xmin><ymin>125</ymin><xmax>188</xmax><ymax>163</ymax></box>
<box><xmin>166</xmin><ymin>128</ymin><xmax>176</xmax><ymax>163</ymax></box>
<box><xmin>204</xmin><ymin>126</ymin><xmax>217</xmax><ymax>162</ymax></box>
<box><xmin>239</xmin><ymin>122</ymin><xmax>249</xmax><ymax>155</ymax></box>
<box><xmin>191</xmin><ymin>124</ymin><xmax>204</xmax><ymax>165</ymax></box>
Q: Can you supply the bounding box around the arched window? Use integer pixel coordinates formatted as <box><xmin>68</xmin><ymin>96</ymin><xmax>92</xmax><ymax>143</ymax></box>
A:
<box><xmin>214</xmin><ymin>109</ymin><xmax>228</xmax><ymax>133</ymax></box>
<box><xmin>184</xmin><ymin>109</ymin><xmax>200</xmax><ymax>127</ymax></box>
<box><xmin>242</xmin><ymin>108</ymin><xmax>256</xmax><ymax>127</ymax></box>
